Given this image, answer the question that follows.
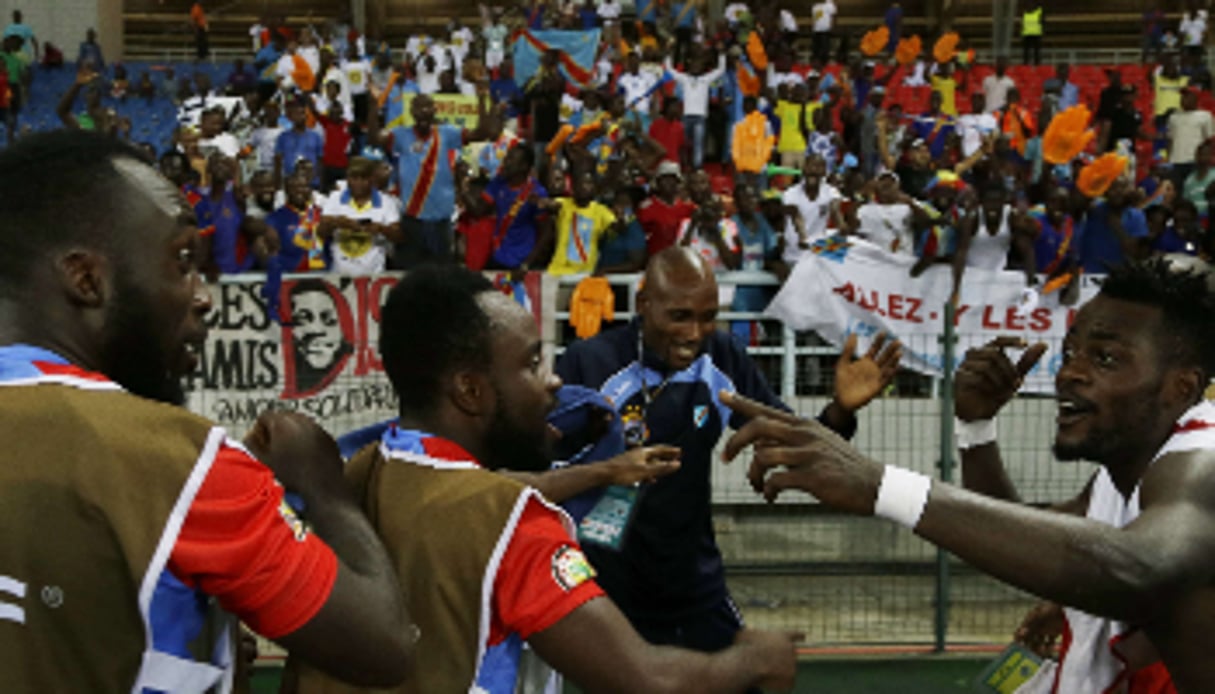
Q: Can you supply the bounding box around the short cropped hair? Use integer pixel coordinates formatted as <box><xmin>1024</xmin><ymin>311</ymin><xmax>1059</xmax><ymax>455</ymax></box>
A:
<box><xmin>0</xmin><ymin>131</ymin><xmax>151</xmax><ymax>291</ymax></box>
<box><xmin>1099</xmin><ymin>257</ymin><xmax>1215</xmax><ymax>382</ymax></box>
<box><xmin>379</xmin><ymin>265</ymin><xmax>496</xmax><ymax>413</ymax></box>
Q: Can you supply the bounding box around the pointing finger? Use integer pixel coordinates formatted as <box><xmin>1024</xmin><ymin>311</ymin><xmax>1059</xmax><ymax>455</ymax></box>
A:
<box><xmin>1015</xmin><ymin>342</ymin><xmax>1049</xmax><ymax>378</ymax></box>
<box><xmin>720</xmin><ymin>390</ymin><xmax>805</xmax><ymax>427</ymax></box>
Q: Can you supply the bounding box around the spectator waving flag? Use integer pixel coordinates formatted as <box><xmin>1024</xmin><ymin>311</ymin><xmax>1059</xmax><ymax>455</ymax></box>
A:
<box><xmin>513</xmin><ymin>29</ymin><xmax>601</xmax><ymax>89</ymax></box>
<box><xmin>629</xmin><ymin>68</ymin><xmax>674</xmax><ymax>108</ymax></box>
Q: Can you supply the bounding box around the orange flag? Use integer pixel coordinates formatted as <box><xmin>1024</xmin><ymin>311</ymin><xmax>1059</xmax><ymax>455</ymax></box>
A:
<box><xmin>1077</xmin><ymin>153</ymin><xmax>1129</xmax><ymax>198</ymax></box>
<box><xmin>895</xmin><ymin>35</ymin><xmax>922</xmax><ymax>66</ymax></box>
<box><xmin>934</xmin><ymin>32</ymin><xmax>960</xmax><ymax>64</ymax></box>
<box><xmin>861</xmin><ymin>27</ymin><xmax>890</xmax><ymax>57</ymax></box>
<box><xmin>1042</xmin><ymin>105</ymin><xmax>1096</xmax><ymax>165</ymax></box>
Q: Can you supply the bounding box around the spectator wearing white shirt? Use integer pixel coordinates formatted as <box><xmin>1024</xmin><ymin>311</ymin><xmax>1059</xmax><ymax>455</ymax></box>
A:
<box><xmin>779</xmin><ymin>7</ymin><xmax>799</xmax><ymax>45</ymax></box>
<box><xmin>855</xmin><ymin>172</ymin><xmax>915</xmax><ymax>256</ymax></box>
<box><xmin>598</xmin><ymin>0</ymin><xmax>622</xmax><ymax>44</ymax></box>
<box><xmin>405</xmin><ymin>34</ymin><xmax>433</xmax><ymax>62</ymax></box>
<box><xmin>482</xmin><ymin>11</ymin><xmax>509</xmax><ymax>69</ymax></box>
<box><xmin>780</xmin><ymin>155</ymin><xmax>843</xmax><ymax>266</ymax></box>
<box><xmin>811</xmin><ymin>0</ymin><xmax>837</xmax><ymax>64</ymax></box>
<box><xmin>341</xmin><ymin>52</ymin><xmax>372</xmax><ymax>124</ymax></box>
<box><xmin>1180</xmin><ymin>6</ymin><xmax>1208</xmax><ymax>64</ymax></box>
<box><xmin>767</xmin><ymin>53</ymin><xmax>802</xmax><ymax>90</ymax></box>
<box><xmin>178</xmin><ymin>73</ymin><xmax>219</xmax><ymax>126</ymax></box>
<box><xmin>416</xmin><ymin>53</ymin><xmax>441</xmax><ymax>95</ymax></box>
<box><xmin>448</xmin><ymin>21</ymin><xmax>475</xmax><ymax>71</ymax></box>
<box><xmin>724</xmin><ymin>2</ymin><xmax>750</xmax><ymax>28</ymax></box>
<box><xmin>676</xmin><ymin>197</ymin><xmax>741</xmax><ymax>272</ymax></box>
<box><xmin>297</xmin><ymin>28</ymin><xmax>322</xmax><ymax>76</ymax></box>
<box><xmin>664</xmin><ymin>51</ymin><xmax>726</xmax><ymax>170</ymax></box>
<box><xmin>248</xmin><ymin>22</ymin><xmax>264</xmax><ymax>52</ymax></box>
<box><xmin>249</xmin><ymin>101</ymin><xmax>284</xmax><ymax>173</ymax></box>
<box><xmin>1169</xmin><ymin>86</ymin><xmax>1215</xmax><ymax>185</ymax></box>
<box><xmin>198</xmin><ymin>106</ymin><xmax>242</xmax><ymax>160</ymax></box>
<box><xmin>982</xmin><ymin>56</ymin><xmax>1016</xmax><ymax>113</ymax></box>
<box><xmin>617</xmin><ymin>52</ymin><xmax>658</xmax><ymax>127</ymax></box>
<box><xmin>957</xmin><ymin>92</ymin><xmax>998</xmax><ymax>157</ymax></box>
<box><xmin>318</xmin><ymin>157</ymin><xmax>403</xmax><ymax>275</ymax></box>
<box><xmin>313</xmin><ymin>79</ymin><xmax>355</xmax><ymax>123</ymax></box>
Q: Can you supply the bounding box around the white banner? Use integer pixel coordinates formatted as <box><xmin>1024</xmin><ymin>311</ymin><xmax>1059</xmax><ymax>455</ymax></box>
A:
<box><xmin>183</xmin><ymin>271</ymin><xmax>545</xmax><ymax>437</ymax></box>
<box><xmin>764</xmin><ymin>237</ymin><xmax>1100</xmax><ymax>394</ymax></box>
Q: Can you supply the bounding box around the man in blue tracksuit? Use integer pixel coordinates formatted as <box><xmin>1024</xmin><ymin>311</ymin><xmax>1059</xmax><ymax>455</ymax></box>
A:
<box><xmin>556</xmin><ymin>246</ymin><xmax>901</xmax><ymax>652</ymax></box>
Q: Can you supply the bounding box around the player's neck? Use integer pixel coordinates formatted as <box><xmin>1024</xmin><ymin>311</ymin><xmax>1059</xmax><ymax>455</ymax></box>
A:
<box><xmin>397</xmin><ymin>411</ymin><xmax>489</xmax><ymax>467</ymax></box>
<box><xmin>0</xmin><ymin>317</ymin><xmax>103</xmax><ymax>377</ymax></box>
<box><xmin>1102</xmin><ymin>422</ymin><xmax>1182</xmax><ymax>497</ymax></box>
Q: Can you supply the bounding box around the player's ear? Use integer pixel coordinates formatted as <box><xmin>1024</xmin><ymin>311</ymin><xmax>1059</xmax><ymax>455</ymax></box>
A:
<box><xmin>1165</xmin><ymin>363</ymin><xmax>1205</xmax><ymax>412</ymax></box>
<box><xmin>450</xmin><ymin>369</ymin><xmax>491</xmax><ymax>417</ymax></box>
<box><xmin>58</xmin><ymin>249</ymin><xmax>110</xmax><ymax>310</ymax></box>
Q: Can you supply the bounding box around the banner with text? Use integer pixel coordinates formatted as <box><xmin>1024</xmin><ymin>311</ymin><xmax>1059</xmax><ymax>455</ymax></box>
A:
<box><xmin>765</xmin><ymin>237</ymin><xmax>1100</xmax><ymax>394</ymax></box>
<box><xmin>184</xmin><ymin>271</ymin><xmax>543</xmax><ymax>436</ymax></box>
<box><xmin>386</xmin><ymin>93</ymin><xmax>481</xmax><ymax>130</ymax></box>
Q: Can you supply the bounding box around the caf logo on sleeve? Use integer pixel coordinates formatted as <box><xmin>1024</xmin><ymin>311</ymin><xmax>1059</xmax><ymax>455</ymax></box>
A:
<box><xmin>551</xmin><ymin>546</ymin><xmax>596</xmax><ymax>591</ymax></box>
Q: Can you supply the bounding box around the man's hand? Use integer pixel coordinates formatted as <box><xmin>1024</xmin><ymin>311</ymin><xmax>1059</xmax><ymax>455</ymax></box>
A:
<box><xmin>721</xmin><ymin>391</ymin><xmax>884</xmax><ymax>509</ymax></box>
<box><xmin>1013</xmin><ymin>601</ymin><xmax>1064</xmax><ymax>659</ymax></box>
<box><xmin>734</xmin><ymin>628</ymin><xmax>803</xmax><ymax>692</ymax></box>
<box><xmin>76</xmin><ymin>68</ymin><xmax>100</xmax><ymax>86</ymax></box>
<box><xmin>833</xmin><ymin>332</ymin><xmax>902</xmax><ymax>413</ymax></box>
<box><xmin>243</xmin><ymin>411</ymin><xmax>345</xmax><ymax>497</ymax></box>
<box><xmin>603</xmin><ymin>445</ymin><xmax>681</xmax><ymax>485</ymax></box>
<box><xmin>954</xmin><ymin>337</ymin><xmax>1047</xmax><ymax>421</ymax></box>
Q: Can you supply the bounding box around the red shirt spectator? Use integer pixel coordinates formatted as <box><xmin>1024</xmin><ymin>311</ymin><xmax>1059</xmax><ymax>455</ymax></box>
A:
<box><xmin>458</xmin><ymin>213</ymin><xmax>494</xmax><ymax>270</ymax></box>
<box><xmin>649</xmin><ymin>118</ymin><xmax>685</xmax><ymax>164</ymax></box>
<box><xmin>317</xmin><ymin>114</ymin><xmax>352</xmax><ymax>169</ymax></box>
<box><xmin>649</xmin><ymin>104</ymin><xmax>686</xmax><ymax>164</ymax></box>
<box><xmin>637</xmin><ymin>163</ymin><xmax>695</xmax><ymax>255</ymax></box>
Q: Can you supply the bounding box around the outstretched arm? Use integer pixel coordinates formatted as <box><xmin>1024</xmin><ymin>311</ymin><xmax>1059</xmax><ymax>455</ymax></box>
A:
<box><xmin>57</xmin><ymin>68</ymin><xmax>97</xmax><ymax>130</ymax></box>
<box><xmin>503</xmin><ymin>446</ymin><xmax>681</xmax><ymax>501</ymax></box>
<box><xmin>721</xmin><ymin>394</ymin><xmax>1215</xmax><ymax>626</ymax></box>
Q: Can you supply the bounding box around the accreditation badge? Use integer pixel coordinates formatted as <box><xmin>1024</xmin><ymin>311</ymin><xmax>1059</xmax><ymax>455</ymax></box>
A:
<box><xmin>577</xmin><ymin>484</ymin><xmax>641</xmax><ymax>551</ymax></box>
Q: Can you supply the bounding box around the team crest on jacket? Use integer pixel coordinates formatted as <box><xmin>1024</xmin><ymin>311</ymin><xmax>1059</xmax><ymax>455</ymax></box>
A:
<box><xmin>693</xmin><ymin>405</ymin><xmax>709</xmax><ymax>429</ymax></box>
<box><xmin>551</xmin><ymin>546</ymin><xmax>595</xmax><ymax>591</ymax></box>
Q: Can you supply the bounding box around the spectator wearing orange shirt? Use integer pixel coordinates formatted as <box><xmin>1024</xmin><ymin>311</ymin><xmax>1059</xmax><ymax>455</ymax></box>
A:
<box><xmin>190</xmin><ymin>2</ymin><xmax>210</xmax><ymax>60</ymax></box>
<box><xmin>998</xmin><ymin>87</ymin><xmax>1036</xmax><ymax>158</ymax></box>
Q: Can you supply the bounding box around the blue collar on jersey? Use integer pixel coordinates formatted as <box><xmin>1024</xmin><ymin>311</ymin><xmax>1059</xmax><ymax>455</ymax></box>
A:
<box><xmin>381</xmin><ymin>426</ymin><xmax>432</xmax><ymax>455</ymax></box>
<box><xmin>0</xmin><ymin>343</ymin><xmax>71</xmax><ymax>380</ymax></box>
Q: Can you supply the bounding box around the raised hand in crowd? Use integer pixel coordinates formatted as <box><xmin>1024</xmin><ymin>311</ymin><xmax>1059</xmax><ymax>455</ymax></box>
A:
<box><xmin>832</xmin><ymin>331</ymin><xmax>902</xmax><ymax>414</ymax></box>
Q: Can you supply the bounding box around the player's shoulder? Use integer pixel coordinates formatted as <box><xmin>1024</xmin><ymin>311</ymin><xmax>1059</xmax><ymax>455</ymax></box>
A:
<box><xmin>558</xmin><ymin>324</ymin><xmax>635</xmax><ymax>381</ymax></box>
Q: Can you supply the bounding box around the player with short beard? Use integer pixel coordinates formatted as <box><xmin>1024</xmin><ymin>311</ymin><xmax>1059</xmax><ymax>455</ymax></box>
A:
<box><xmin>289</xmin><ymin>264</ymin><xmax>803</xmax><ymax>694</ymax></box>
<box><xmin>0</xmin><ymin>130</ymin><xmax>413</xmax><ymax>689</ymax></box>
<box><xmin>723</xmin><ymin>258</ymin><xmax>1215</xmax><ymax>693</ymax></box>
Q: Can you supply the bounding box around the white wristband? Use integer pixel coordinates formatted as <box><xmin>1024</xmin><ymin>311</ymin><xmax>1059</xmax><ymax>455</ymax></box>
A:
<box><xmin>874</xmin><ymin>465</ymin><xmax>932</xmax><ymax>530</ymax></box>
<box><xmin>955</xmin><ymin>417</ymin><xmax>997</xmax><ymax>450</ymax></box>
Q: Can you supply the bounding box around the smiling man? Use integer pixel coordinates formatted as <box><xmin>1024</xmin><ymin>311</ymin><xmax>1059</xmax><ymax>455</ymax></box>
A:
<box><xmin>555</xmin><ymin>246</ymin><xmax>901</xmax><ymax>657</ymax></box>
<box><xmin>0</xmin><ymin>131</ymin><xmax>413</xmax><ymax>690</ymax></box>
<box><xmin>723</xmin><ymin>257</ymin><xmax>1215</xmax><ymax>693</ymax></box>
<box><xmin>291</xmin><ymin>264</ymin><xmax>803</xmax><ymax>693</ymax></box>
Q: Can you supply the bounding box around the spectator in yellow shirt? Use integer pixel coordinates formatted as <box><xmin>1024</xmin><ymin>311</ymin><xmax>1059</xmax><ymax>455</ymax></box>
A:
<box><xmin>774</xmin><ymin>82</ymin><xmax>819</xmax><ymax>170</ymax></box>
<box><xmin>547</xmin><ymin>169</ymin><xmax>621</xmax><ymax>275</ymax></box>
<box><xmin>930</xmin><ymin>61</ymin><xmax>960</xmax><ymax>116</ymax></box>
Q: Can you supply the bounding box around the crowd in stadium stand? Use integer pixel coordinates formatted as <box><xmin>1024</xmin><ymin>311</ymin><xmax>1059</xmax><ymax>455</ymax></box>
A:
<box><xmin>2</xmin><ymin>1</ymin><xmax>1215</xmax><ymax>304</ymax></box>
